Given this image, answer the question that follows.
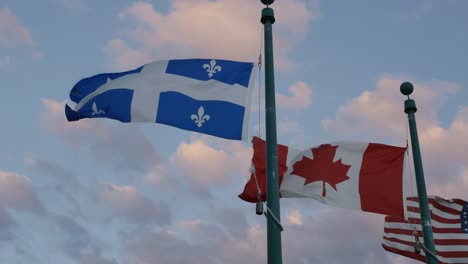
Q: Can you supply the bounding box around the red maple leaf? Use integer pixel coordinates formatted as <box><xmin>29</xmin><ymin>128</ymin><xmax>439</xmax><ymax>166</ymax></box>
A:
<box><xmin>291</xmin><ymin>144</ymin><xmax>351</xmax><ymax>197</ymax></box>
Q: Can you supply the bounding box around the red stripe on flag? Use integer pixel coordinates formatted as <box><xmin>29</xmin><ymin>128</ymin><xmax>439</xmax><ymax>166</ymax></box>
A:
<box><xmin>383</xmin><ymin>197</ymin><xmax>468</xmax><ymax>263</ymax></box>
<box><xmin>437</xmin><ymin>251</ymin><xmax>468</xmax><ymax>258</ymax></box>
<box><xmin>385</xmin><ymin>227</ymin><xmax>468</xmax><ymax>238</ymax></box>
<box><xmin>408</xmin><ymin>199</ymin><xmax>461</xmax><ymax>215</ymax></box>
<box><xmin>436</xmin><ymin>239</ymin><xmax>468</xmax><ymax>246</ymax></box>
<box><xmin>359</xmin><ymin>143</ymin><xmax>406</xmax><ymax>217</ymax></box>
<box><xmin>382</xmin><ymin>244</ymin><xmax>427</xmax><ymax>263</ymax></box>
<box><xmin>238</xmin><ymin>137</ymin><xmax>288</xmax><ymax>202</ymax></box>
<box><xmin>407</xmin><ymin>212</ymin><xmax>462</xmax><ymax>224</ymax></box>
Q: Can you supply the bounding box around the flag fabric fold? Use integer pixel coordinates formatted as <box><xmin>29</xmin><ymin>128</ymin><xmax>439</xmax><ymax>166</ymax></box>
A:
<box><xmin>382</xmin><ymin>196</ymin><xmax>468</xmax><ymax>264</ymax></box>
<box><xmin>65</xmin><ymin>59</ymin><xmax>256</xmax><ymax>141</ymax></box>
<box><xmin>239</xmin><ymin>137</ymin><xmax>407</xmax><ymax>217</ymax></box>
<box><xmin>238</xmin><ymin>136</ymin><xmax>290</xmax><ymax>202</ymax></box>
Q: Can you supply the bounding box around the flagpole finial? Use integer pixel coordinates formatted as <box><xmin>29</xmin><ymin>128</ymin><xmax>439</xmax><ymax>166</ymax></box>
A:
<box><xmin>400</xmin><ymin>81</ymin><xmax>414</xmax><ymax>96</ymax></box>
<box><xmin>261</xmin><ymin>7</ymin><xmax>275</xmax><ymax>24</ymax></box>
<box><xmin>261</xmin><ymin>0</ymin><xmax>274</xmax><ymax>5</ymax></box>
<box><xmin>401</xmin><ymin>82</ymin><xmax>417</xmax><ymax>114</ymax></box>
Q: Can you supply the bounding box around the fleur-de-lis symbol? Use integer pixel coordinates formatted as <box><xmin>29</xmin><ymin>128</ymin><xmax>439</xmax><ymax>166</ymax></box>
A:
<box><xmin>203</xmin><ymin>59</ymin><xmax>222</xmax><ymax>78</ymax></box>
<box><xmin>92</xmin><ymin>102</ymin><xmax>105</xmax><ymax>115</ymax></box>
<box><xmin>191</xmin><ymin>106</ymin><xmax>210</xmax><ymax>127</ymax></box>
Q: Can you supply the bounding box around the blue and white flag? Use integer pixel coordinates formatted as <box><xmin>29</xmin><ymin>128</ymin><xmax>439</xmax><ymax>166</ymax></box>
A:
<box><xmin>65</xmin><ymin>59</ymin><xmax>256</xmax><ymax>141</ymax></box>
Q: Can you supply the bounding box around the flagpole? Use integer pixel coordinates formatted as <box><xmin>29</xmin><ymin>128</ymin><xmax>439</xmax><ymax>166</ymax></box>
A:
<box><xmin>260</xmin><ymin>1</ymin><xmax>283</xmax><ymax>264</ymax></box>
<box><xmin>401</xmin><ymin>82</ymin><xmax>437</xmax><ymax>264</ymax></box>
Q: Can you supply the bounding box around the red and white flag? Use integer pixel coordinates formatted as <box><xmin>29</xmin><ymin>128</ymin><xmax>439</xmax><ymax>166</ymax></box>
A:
<box><xmin>239</xmin><ymin>137</ymin><xmax>407</xmax><ymax>217</ymax></box>
<box><xmin>382</xmin><ymin>196</ymin><xmax>468</xmax><ymax>264</ymax></box>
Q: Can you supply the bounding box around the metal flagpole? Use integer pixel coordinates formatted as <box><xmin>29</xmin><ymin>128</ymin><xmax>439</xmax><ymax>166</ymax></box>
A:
<box><xmin>260</xmin><ymin>1</ymin><xmax>283</xmax><ymax>264</ymax></box>
<box><xmin>400</xmin><ymin>82</ymin><xmax>437</xmax><ymax>264</ymax></box>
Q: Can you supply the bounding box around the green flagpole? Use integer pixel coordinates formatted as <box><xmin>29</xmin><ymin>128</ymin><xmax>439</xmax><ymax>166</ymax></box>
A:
<box><xmin>400</xmin><ymin>82</ymin><xmax>437</xmax><ymax>264</ymax></box>
<box><xmin>260</xmin><ymin>1</ymin><xmax>283</xmax><ymax>264</ymax></box>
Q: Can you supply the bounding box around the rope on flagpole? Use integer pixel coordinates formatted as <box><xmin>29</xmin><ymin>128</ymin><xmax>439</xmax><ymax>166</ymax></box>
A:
<box><xmin>251</xmin><ymin>23</ymin><xmax>283</xmax><ymax>232</ymax></box>
<box><xmin>413</xmin><ymin>230</ymin><xmax>439</xmax><ymax>261</ymax></box>
<box><xmin>250</xmin><ymin>165</ymin><xmax>262</xmax><ymax>199</ymax></box>
<box><xmin>252</xmin><ymin>25</ymin><xmax>264</xmax><ymax>215</ymax></box>
<box><xmin>264</xmin><ymin>204</ymin><xmax>283</xmax><ymax>231</ymax></box>
<box><xmin>258</xmin><ymin>25</ymin><xmax>263</xmax><ymax>139</ymax></box>
<box><xmin>402</xmin><ymin>110</ymin><xmax>438</xmax><ymax>259</ymax></box>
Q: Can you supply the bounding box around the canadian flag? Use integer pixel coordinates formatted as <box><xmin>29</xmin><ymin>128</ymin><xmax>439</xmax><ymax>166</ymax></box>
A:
<box><xmin>239</xmin><ymin>137</ymin><xmax>407</xmax><ymax>217</ymax></box>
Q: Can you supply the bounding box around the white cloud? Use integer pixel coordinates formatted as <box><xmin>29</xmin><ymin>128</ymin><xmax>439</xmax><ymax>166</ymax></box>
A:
<box><xmin>40</xmin><ymin>99</ymin><xmax>102</xmax><ymax>145</ymax></box>
<box><xmin>0</xmin><ymin>209</ymin><xmax>16</xmax><ymax>242</ymax></box>
<box><xmin>178</xmin><ymin>219</ymin><xmax>204</xmax><ymax>231</ymax></box>
<box><xmin>322</xmin><ymin>75</ymin><xmax>459</xmax><ymax>141</ymax></box>
<box><xmin>0</xmin><ymin>171</ymin><xmax>43</xmax><ymax>213</ymax></box>
<box><xmin>172</xmin><ymin>137</ymin><xmax>250</xmax><ymax>188</ymax></box>
<box><xmin>143</xmin><ymin>165</ymin><xmax>166</xmax><ymax>183</ymax></box>
<box><xmin>40</xmin><ymin>99</ymin><xmax>161</xmax><ymax>174</ymax></box>
<box><xmin>99</xmin><ymin>183</ymin><xmax>171</xmax><ymax>225</ymax></box>
<box><xmin>143</xmin><ymin>164</ymin><xmax>182</xmax><ymax>193</ymax></box>
<box><xmin>276</xmin><ymin>81</ymin><xmax>313</xmax><ymax>109</ymax></box>
<box><xmin>121</xmin><ymin>205</ymin><xmax>398</xmax><ymax>264</ymax></box>
<box><xmin>172</xmin><ymin>139</ymin><xmax>230</xmax><ymax>186</ymax></box>
<box><xmin>104</xmin><ymin>0</ymin><xmax>317</xmax><ymax>70</ymax></box>
<box><xmin>286</xmin><ymin>209</ymin><xmax>303</xmax><ymax>226</ymax></box>
<box><xmin>322</xmin><ymin>75</ymin><xmax>467</xmax><ymax>199</ymax></box>
<box><xmin>0</xmin><ymin>7</ymin><xmax>34</xmax><ymax>47</ymax></box>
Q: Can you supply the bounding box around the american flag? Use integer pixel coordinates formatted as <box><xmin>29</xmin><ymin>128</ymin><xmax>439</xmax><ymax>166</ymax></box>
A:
<box><xmin>382</xmin><ymin>196</ymin><xmax>468</xmax><ymax>264</ymax></box>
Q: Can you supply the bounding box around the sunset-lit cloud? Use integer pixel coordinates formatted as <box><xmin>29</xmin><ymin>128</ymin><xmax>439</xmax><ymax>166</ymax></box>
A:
<box><xmin>104</xmin><ymin>0</ymin><xmax>317</xmax><ymax>70</ymax></box>
<box><xmin>0</xmin><ymin>7</ymin><xmax>34</xmax><ymax>47</ymax></box>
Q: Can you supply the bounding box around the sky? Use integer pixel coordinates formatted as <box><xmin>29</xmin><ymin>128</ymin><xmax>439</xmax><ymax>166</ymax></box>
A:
<box><xmin>0</xmin><ymin>0</ymin><xmax>467</xmax><ymax>263</ymax></box>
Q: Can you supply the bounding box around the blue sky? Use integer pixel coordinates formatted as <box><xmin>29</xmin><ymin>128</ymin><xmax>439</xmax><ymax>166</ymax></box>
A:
<box><xmin>1</xmin><ymin>0</ymin><xmax>467</xmax><ymax>263</ymax></box>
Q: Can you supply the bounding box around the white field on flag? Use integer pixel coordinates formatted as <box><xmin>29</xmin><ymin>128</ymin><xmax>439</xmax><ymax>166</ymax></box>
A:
<box><xmin>280</xmin><ymin>142</ymin><xmax>407</xmax><ymax>217</ymax></box>
<box><xmin>382</xmin><ymin>196</ymin><xmax>468</xmax><ymax>264</ymax></box>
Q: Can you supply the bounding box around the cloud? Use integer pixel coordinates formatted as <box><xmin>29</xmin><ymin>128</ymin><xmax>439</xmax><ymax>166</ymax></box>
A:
<box><xmin>171</xmin><ymin>137</ymin><xmax>250</xmax><ymax>196</ymax></box>
<box><xmin>80</xmin><ymin>253</ymin><xmax>118</xmax><ymax>264</ymax></box>
<box><xmin>54</xmin><ymin>214</ymin><xmax>94</xmax><ymax>259</ymax></box>
<box><xmin>173</xmin><ymin>139</ymin><xmax>230</xmax><ymax>185</ymax></box>
<box><xmin>26</xmin><ymin>158</ymin><xmax>77</xmax><ymax>185</ymax></box>
<box><xmin>0</xmin><ymin>209</ymin><xmax>16</xmax><ymax>242</ymax></box>
<box><xmin>0</xmin><ymin>7</ymin><xmax>34</xmax><ymax>48</ymax></box>
<box><xmin>121</xmin><ymin>214</ymin><xmax>266</xmax><ymax>264</ymax></box>
<box><xmin>276</xmin><ymin>81</ymin><xmax>313</xmax><ymax>109</ymax></box>
<box><xmin>322</xmin><ymin>75</ymin><xmax>459</xmax><ymax>141</ymax></box>
<box><xmin>322</xmin><ymin>75</ymin><xmax>467</xmax><ymax>199</ymax></box>
<box><xmin>25</xmin><ymin>158</ymin><xmax>89</xmax><ymax>218</ymax></box>
<box><xmin>122</xmin><ymin>228</ymin><xmax>217</xmax><ymax>264</ymax></box>
<box><xmin>280</xmin><ymin>207</ymin><xmax>396</xmax><ymax>264</ymax></box>
<box><xmin>286</xmin><ymin>209</ymin><xmax>303</xmax><ymax>226</ymax></box>
<box><xmin>99</xmin><ymin>183</ymin><xmax>171</xmax><ymax>225</ymax></box>
<box><xmin>40</xmin><ymin>99</ymin><xmax>161</xmax><ymax>174</ymax></box>
<box><xmin>120</xmin><ymin>202</ymin><xmax>400</xmax><ymax>264</ymax></box>
<box><xmin>104</xmin><ymin>0</ymin><xmax>318</xmax><ymax>70</ymax></box>
<box><xmin>0</xmin><ymin>171</ymin><xmax>43</xmax><ymax>213</ymax></box>
<box><xmin>418</xmin><ymin>106</ymin><xmax>468</xmax><ymax>196</ymax></box>
<box><xmin>43</xmin><ymin>213</ymin><xmax>115</xmax><ymax>264</ymax></box>
<box><xmin>143</xmin><ymin>164</ymin><xmax>182</xmax><ymax>193</ymax></box>
<box><xmin>213</xmin><ymin>207</ymin><xmax>249</xmax><ymax>239</ymax></box>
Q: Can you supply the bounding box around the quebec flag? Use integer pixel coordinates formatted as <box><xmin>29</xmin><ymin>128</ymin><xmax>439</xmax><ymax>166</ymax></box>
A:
<box><xmin>65</xmin><ymin>59</ymin><xmax>257</xmax><ymax>141</ymax></box>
